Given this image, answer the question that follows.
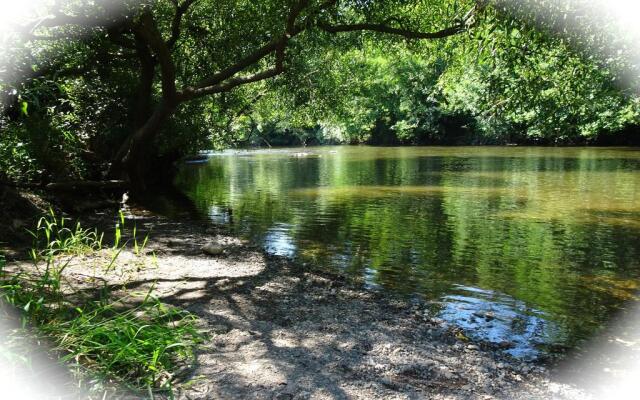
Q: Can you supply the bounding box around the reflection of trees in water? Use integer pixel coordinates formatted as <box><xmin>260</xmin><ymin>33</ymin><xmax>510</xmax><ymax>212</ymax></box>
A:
<box><xmin>174</xmin><ymin>148</ymin><xmax>640</xmax><ymax>348</ymax></box>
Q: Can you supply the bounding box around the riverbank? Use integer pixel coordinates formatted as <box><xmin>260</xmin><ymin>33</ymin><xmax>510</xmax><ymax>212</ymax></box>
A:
<box><xmin>1</xmin><ymin>198</ymin><xmax>592</xmax><ymax>399</ymax></box>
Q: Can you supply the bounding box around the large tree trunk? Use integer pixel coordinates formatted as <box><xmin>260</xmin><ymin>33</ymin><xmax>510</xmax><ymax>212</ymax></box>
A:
<box><xmin>109</xmin><ymin>32</ymin><xmax>156</xmax><ymax>180</ymax></box>
<box><xmin>123</xmin><ymin>100</ymin><xmax>176</xmax><ymax>194</ymax></box>
<box><xmin>132</xmin><ymin>31</ymin><xmax>155</xmax><ymax>130</ymax></box>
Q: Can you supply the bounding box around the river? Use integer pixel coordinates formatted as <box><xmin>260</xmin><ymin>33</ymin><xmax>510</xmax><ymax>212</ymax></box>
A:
<box><xmin>175</xmin><ymin>146</ymin><xmax>640</xmax><ymax>360</ymax></box>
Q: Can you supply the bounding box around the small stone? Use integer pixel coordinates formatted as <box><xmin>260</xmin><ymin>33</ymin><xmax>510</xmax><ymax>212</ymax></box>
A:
<box><xmin>167</xmin><ymin>238</ymin><xmax>186</xmax><ymax>247</ymax></box>
<box><xmin>293</xmin><ymin>392</ymin><xmax>311</xmax><ymax>400</ymax></box>
<box><xmin>202</xmin><ymin>243</ymin><xmax>224</xmax><ymax>255</ymax></box>
<box><xmin>440</xmin><ymin>370</ymin><xmax>455</xmax><ymax>380</ymax></box>
<box><xmin>498</xmin><ymin>341</ymin><xmax>514</xmax><ymax>349</ymax></box>
<box><xmin>467</xmin><ymin>344</ymin><xmax>479</xmax><ymax>350</ymax></box>
<box><xmin>379</xmin><ymin>378</ymin><xmax>398</xmax><ymax>389</ymax></box>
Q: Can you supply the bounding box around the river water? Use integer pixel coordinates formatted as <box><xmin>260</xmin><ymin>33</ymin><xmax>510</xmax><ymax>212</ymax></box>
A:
<box><xmin>175</xmin><ymin>146</ymin><xmax>640</xmax><ymax>360</ymax></box>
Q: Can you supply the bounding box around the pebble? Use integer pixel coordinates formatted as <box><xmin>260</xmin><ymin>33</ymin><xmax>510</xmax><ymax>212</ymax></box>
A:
<box><xmin>167</xmin><ymin>238</ymin><xmax>186</xmax><ymax>246</ymax></box>
<box><xmin>202</xmin><ymin>242</ymin><xmax>224</xmax><ymax>255</ymax></box>
<box><xmin>439</xmin><ymin>369</ymin><xmax>456</xmax><ymax>380</ymax></box>
<box><xmin>379</xmin><ymin>377</ymin><xmax>398</xmax><ymax>389</ymax></box>
<box><xmin>293</xmin><ymin>392</ymin><xmax>310</xmax><ymax>400</ymax></box>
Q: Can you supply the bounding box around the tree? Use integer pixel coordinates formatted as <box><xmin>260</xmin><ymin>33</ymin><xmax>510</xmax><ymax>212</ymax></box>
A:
<box><xmin>239</xmin><ymin>0</ymin><xmax>640</xmax><ymax>146</ymax></box>
<box><xmin>4</xmin><ymin>0</ymin><xmax>638</xmax><ymax>189</ymax></box>
<box><xmin>4</xmin><ymin>0</ymin><xmax>484</xmax><ymax>192</ymax></box>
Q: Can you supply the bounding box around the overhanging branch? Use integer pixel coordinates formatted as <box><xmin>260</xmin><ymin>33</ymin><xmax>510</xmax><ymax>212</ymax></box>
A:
<box><xmin>183</xmin><ymin>47</ymin><xmax>286</xmax><ymax>99</ymax></box>
<box><xmin>167</xmin><ymin>0</ymin><xmax>199</xmax><ymax>49</ymax></box>
<box><xmin>318</xmin><ymin>22</ymin><xmax>465</xmax><ymax>39</ymax></box>
<box><xmin>318</xmin><ymin>0</ymin><xmax>485</xmax><ymax>40</ymax></box>
<box><xmin>189</xmin><ymin>35</ymin><xmax>292</xmax><ymax>93</ymax></box>
<box><xmin>182</xmin><ymin>0</ymin><xmax>310</xmax><ymax>100</ymax></box>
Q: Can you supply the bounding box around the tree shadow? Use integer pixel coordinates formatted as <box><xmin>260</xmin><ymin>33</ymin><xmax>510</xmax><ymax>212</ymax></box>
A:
<box><xmin>78</xmin><ymin>243</ymin><xmax>530</xmax><ymax>399</ymax></box>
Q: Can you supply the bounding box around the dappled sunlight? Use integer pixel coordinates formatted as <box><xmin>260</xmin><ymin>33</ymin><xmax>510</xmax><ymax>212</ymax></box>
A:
<box><xmin>435</xmin><ymin>285</ymin><xmax>565</xmax><ymax>360</ymax></box>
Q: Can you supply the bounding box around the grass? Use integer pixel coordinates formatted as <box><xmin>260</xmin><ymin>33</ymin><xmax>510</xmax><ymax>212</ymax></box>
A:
<box><xmin>0</xmin><ymin>210</ymin><xmax>203</xmax><ymax>397</ymax></box>
<box><xmin>27</xmin><ymin>209</ymin><xmax>104</xmax><ymax>259</ymax></box>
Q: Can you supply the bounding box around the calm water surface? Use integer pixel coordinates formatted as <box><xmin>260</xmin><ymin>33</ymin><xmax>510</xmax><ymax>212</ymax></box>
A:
<box><xmin>175</xmin><ymin>146</ymin><xmax>640</xmax><ymax>359</ymax></box>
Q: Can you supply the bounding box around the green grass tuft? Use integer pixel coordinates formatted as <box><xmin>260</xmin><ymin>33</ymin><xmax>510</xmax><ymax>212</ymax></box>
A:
<box><xmin>0</xmin><ymin>212</ymin><xmax>203</xmax><ymax>397</ymax></box>
<box><xmin>27</xmin><ymin>209</ymin><xmax>103</xmax><ymax>260</ymax></box>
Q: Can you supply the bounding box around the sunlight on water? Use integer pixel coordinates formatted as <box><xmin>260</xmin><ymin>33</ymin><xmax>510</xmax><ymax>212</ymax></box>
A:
<box><xmin>176</xmin><ymin>146</ymin><xmax>640</xmax><ymax>359</ymax></box>
<box><xmin>438</xmin><ymin>285</ymin><xmax>564</xmax><ymax>360</ymax></box>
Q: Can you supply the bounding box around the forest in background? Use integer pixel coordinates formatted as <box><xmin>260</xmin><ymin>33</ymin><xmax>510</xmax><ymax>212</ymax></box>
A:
<box><xmin>1</xmin><ymin>0</ymin><xmax>639</xmax><ymax>189</ymax></box>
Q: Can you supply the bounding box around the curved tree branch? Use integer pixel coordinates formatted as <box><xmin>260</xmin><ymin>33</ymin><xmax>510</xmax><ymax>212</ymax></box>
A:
<box><xmin>181</xmin><ymin>0</ymin><xmax>310</xmax><ymax>100</ymax></box>
<box><xmin>318</xmin><ymin>0</ymin><xmax>486</xmax><ymax>40</ymax></box>
<box><xmin>135</xmin><ymin>9</ymin><xmax>177</xmax><ymax>104</ymax></box>
<box><xmin>318</xmin><ymin>22</ymin><xmax>466</xmax><ymax>39</ymax></box>
<box><xmin>167</xmin><ymin>0</ymin><xmax>199</xmax><ymax>50</ymax></box>
<box><xmin>183</xmin><ymin>47</ymin><xmax>286</xmax><ymax>99</ymax></box>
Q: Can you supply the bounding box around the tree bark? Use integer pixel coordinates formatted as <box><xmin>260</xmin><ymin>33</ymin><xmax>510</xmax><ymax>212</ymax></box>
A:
<box><xmin>109</xmin><ymin>30</ymin><xmax>156</xmax><ymax>179</ymax></box>
<box><xmin>124</xmin><ymin>100</ymin><xmax>176</xmax><ymax>193</ymax></box>
<box><xmin>133</xmin><ymin>32</ymin><xmax>156</xmax><ymax>130</ymax></box>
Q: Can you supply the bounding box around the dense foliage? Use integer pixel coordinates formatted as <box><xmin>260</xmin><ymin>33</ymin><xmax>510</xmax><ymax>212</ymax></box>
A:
<box><xmin>0</xmin><ymin>0</ymin><xmax>639</xmax><ymax>186</ymax></box>
<box><xmin>240</xmin><ymin>1</ymin><xmax>640</xmax><ymax>146</ymax></box>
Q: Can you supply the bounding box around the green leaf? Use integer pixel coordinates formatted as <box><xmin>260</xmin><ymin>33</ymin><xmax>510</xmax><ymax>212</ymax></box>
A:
<box><xmin>20</xmin><ymin>101</ymin><xmax>28</xmax><ymax>117</ymax></box>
